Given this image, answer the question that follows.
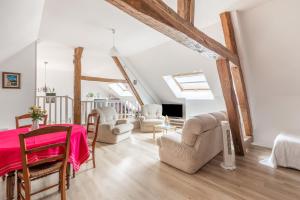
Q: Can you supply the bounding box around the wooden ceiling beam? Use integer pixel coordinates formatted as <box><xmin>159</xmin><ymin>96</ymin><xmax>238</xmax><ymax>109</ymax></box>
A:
<box><xmin>73</xmin><ymin>47</ymin><xmax>84</xmax><ymax>124</ymax></box>
<box><xmin>105</xmin><ymin>0</ymin><xmax>240</xmax><ymax>65</ymax></box>
<box><xmin>112</xmin><ymin>56</ymin><xmax>144</xmax><ymax>105</ymax></box>
<box><xmin>81</xmin><ymin>76</ymin><xmax>127</xmax><ymax>83</ymax></box>
<box><xmin>177</xmin><ymin>0</ymin><xmax>195</xmax><ymax>25</ymax></box>
<box><xmin>220</xmin><ymin>12</ymin><xmax>253</xmax><ymax>137</ymax></box>
<box><xmin>216</xmin><ymin>58</ymin><xmax>245</xmax><ymax>155</ymax></box>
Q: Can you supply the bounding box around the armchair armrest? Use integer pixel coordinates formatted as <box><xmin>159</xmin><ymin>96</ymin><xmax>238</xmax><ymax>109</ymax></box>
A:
<box><xmin>99</xmin><ymin>124</ymin><xmax>114</xmax><ymax>132</ymax></box>
<box><xmin>157</xmin><ymin>133</ymin><xmax>181</xmax><ymax>147</ymax></box>
<box><xmin>157</xmin><ymin>133</ymin><xmax>195</xmax><ymax>159</ymax></box>
<box><xmin>116</xmin><ymin>119</ymin><xmax>128</xmax><ymax>125</ymax></box>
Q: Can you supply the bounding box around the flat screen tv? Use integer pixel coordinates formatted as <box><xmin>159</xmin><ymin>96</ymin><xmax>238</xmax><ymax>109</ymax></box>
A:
<box><xmin>162</xmin><ymin>104</ymin><xmax>183</xmax><ymax>118</ymax></box>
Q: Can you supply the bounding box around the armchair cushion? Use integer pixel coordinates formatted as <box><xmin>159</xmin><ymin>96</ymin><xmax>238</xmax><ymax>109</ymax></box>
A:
<box><xmin>141</xmin><ymin>119</ymin><xmax>164</xmax><ymax>126</ymax></box>
<box><xmin>113</xmin><ymin>123</ymin><xmax>134</xmax><ymax>135</ymax></box>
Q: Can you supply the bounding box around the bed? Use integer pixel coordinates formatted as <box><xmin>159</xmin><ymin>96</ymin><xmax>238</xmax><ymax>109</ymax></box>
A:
<box><xmin>270</xmin><ymin>132</ymin><xmax>300</xmax><ymax>170</ymax></box>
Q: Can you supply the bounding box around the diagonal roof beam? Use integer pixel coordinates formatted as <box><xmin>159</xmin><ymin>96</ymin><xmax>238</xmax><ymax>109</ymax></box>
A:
<box><xmin>106</xmin><ymin>0</ymin><xmax>239</xmax><ymax>65</ymax></box>
<box><xmin>112</xmin><ymin>56</ymin><xmax>144</xmax><ymax>106</ymax></box>
<box><xmin>220</xmin><ymin>12</ymin><xmax>253</xmax><ymax>137</ymax></box>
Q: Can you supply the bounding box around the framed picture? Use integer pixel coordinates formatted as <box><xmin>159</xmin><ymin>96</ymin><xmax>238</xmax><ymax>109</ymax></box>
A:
<box><xmin>2</xmin><ymin>72</ymin><xmax>21</xmax><ymax>89</ymax></box>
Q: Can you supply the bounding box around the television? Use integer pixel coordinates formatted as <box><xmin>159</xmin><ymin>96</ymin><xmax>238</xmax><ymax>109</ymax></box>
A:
<box><xmin>162</xmin><ymin>104</ymin><xmax>183</xmax><ymax>118</ymax></box>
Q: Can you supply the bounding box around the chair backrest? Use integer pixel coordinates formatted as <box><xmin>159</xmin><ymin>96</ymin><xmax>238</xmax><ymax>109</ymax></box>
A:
<box><xmin>19</xmin><ymin>126</ymin><xmax>72</xmax><ymax>180</ymax></box>
<box><xmin>15</xmin><ymin>114</ymin><xmax>48</xmax><ymax>129</ymax></box>
<box><xmin>92</xmin><ymin>107</ymin><xmax>118</xmax><ymax>125</ymax></box>
<box><xmin>182</xmin><ymin>114</ymin><xmax>218</xmax><ymax>146</ymax></box>
<box><xmin>87</xmin><ymin>112</ymin><xmax>100</xmax><ymax>147</ymax></box>
<box><xmin>141</xmin><ymin>104</ymin><xmax>162</xmax><ymax>119</ymax></box>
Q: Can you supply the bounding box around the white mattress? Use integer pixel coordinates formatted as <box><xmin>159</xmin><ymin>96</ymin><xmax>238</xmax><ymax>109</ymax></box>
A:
<box><xmin>270</xmin><ymin>132</ymin><xmax>300</xmax><ymax>170</ymax></box>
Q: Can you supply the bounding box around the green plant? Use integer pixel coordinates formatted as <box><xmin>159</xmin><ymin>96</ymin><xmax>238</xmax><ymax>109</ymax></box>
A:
<box><xmin>86</xmin><ymin>92</ymin><xmax>94</xmax><ymax>98</ymax></box>
<box><xmin>29</xmin><ymin>106</ymin><xmax>47</xmax><ymax>121</ymax></box>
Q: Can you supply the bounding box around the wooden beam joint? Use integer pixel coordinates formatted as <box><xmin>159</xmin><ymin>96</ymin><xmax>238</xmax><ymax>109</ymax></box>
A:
<box><xmin>177</xmin><ymin>0</ymin><xmax>195</xmax><ymax>25</ymax></box>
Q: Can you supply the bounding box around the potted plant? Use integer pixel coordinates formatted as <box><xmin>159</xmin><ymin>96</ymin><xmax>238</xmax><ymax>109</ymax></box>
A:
<box><xmin>29</xmin><ymin>106</ymin><xmax>47</xmax><ymax>130</ymax></box>
<box><xmin>86</xmin><ymin>92</ymin><xmax>94</xmax><ymax>101</ymax></box>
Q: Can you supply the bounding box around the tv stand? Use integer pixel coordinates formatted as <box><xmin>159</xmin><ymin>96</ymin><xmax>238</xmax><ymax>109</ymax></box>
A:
<box><xmin>169</xmin><ymin>118</ymin><xmax>185</xmax><ymax>129</ymax></box>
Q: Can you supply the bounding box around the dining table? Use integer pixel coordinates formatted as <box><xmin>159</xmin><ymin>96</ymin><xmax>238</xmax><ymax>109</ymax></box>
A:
<box><xmin>0</xmin><ymin>124</ymin><xmax>90</xmax><ymax>200</ymax></box>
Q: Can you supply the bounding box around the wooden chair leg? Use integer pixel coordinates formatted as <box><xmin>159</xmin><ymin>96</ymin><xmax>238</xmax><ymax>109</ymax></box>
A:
<box><xmin>66</xmin><ymin>164</ymin><xmax>71</xmax><ymax>189</ymax></box>
<box><xmin>2</xmin><ymin>175</ymin><xmax>5</xmax><ymax>181</ymax></box>
<box><xmin>92</xmin><ymin>150</ymin><xmax>96</xmax><ymax>168</ymax></box>
<box><xmin>17</xmin><ymin>177</ymin><xmax>21</xmax><ymax>200</ymax></box>
<box><xmin>6</xmin><ymin>171</ymin><xmax>15</xmax><ymax>200</ymax></box>
<box><xmin>60</xmin><ymin>170</ymin><xmax>67</xmax><ymax>200</ymax></box>
<box><xmin>72</xmin><ymin>168</ymin><xmax>75</xmax><ymax>178</ymax></box>
<box><xmin>23</xmin><ymin>179</ymin><xmax>31</xmax><ymax>200</ymax></box>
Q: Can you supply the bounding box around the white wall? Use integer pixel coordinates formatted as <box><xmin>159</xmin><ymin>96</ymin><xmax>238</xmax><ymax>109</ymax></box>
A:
<box><xmin>186</xmin><ymin>98</ymin><xmax>225</xmax><ymax>119</ymax></box>
<box><xmin>0</xmin><ymin>42</ymin><xmax>37</xmax><ymax>129</ymax></box>
<box><xmin>234</xmin><ymin>0</ymin><xmax>300</xmax><ymax>147</ymax></box>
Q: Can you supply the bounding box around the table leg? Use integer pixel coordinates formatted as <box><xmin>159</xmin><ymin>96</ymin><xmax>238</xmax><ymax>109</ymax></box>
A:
<box><xmin>6</xmin><ymin>171</ymin><xmax>15</xmax><ymax>200</ymax></box>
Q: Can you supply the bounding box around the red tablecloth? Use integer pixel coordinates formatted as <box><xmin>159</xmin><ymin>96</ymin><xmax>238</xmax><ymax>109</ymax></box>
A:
<box><xmin>0</xmin><ymin>124</ymin><xmax>89</xmax><ymax>176</ymax></box>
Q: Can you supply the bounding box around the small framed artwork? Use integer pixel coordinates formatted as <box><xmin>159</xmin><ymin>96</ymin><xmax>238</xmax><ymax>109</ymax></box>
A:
<box><xmin>2</xmin><ymin>72</ymin><xmax>21</xmax><ymax>89</ymax></box>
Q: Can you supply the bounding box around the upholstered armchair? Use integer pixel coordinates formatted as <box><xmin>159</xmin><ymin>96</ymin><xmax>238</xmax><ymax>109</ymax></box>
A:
<box><xmin>92</xmin><ymin>107</ymin><xmax>134</xmax><ymax>144</ymax></box>
<box><xmin>139</xmin><ymin>104</ymin><xmax>165</xmax><ymax>132</ymax></box>
<box><xmin>157</xmin><ymin>111</ymin><xmax>227</xmax><ymax>174</ymax></box>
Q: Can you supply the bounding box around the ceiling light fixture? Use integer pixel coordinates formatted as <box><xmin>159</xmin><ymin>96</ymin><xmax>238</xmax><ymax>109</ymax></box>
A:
<box><xmin>110</xmin><ymin>28</ymin><xmax>118</xmax><ymax>56</ymax></box>
<box><xmin>37</xmin><ymin>61</ymin><xmax>55</xmax><ymax>94</ymax></box>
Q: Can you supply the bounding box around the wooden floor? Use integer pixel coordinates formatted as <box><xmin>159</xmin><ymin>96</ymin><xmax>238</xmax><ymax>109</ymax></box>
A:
<box><xmin>1</xmin><ymin>131</ymin><xmax>300</xmax><ymax>200</ymax></box>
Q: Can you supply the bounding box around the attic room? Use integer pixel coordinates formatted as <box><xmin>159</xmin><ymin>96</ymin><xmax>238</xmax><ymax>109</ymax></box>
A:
<box><xmin>0</xmin><ymin>0</ymin><xmax>300</xmax><ymax>199</ymax></box>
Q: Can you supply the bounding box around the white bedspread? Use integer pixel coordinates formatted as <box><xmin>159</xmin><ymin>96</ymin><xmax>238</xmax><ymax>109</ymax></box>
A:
<box><xmin>270</xmin><ymin>132</ymin><xmax>300</xmax><ymax>170</ymax></box>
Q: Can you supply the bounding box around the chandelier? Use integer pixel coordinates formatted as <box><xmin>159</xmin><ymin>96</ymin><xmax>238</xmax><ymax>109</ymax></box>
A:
<box><xmin>37</xmin><ymin>61</ymin><xmax>55</xmax><ymax>94</ymax></box>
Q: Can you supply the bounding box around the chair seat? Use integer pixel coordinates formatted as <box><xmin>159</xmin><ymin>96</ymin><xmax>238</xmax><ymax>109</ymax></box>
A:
<box><xmin>18</xmin><ymin>162</ymin><xmax>62</xmax><ymax>179</ymax></box>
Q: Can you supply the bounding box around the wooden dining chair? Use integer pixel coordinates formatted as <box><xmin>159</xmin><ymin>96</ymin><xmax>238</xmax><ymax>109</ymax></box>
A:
<box><xmin>17</xmin><ymin>126</ymin><xmax>72</xmax><ymax>200</ymax></box>
<box><xmin>15</xmin><ymin>114</ymin><xmax>48</xmax><ymax>129</ymax></box>
<box><xmin>86</xmin><ymin>112</ymin><xmax>100</xmax><ymax>168</ymax></box>
<box><xmin>73</xmin><ymin>113</ymin><xmax>100</xmax><ymax>178</ymax></box>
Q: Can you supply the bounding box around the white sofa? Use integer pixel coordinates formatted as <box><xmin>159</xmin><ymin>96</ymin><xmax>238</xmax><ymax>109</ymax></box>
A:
<box><xmin>139</xmin><ymin>104</ymin><xmax>164</xmax><ymax>132</ymax></box>
<box><xmin>157</xmin><ymin>111</ymin><xmax>227</xmax><ymax>174</ymax></box>
<box><xmin>92</xmin><ymin>107</ymin><xmax>134</xmax><ymax>144</ymax></box>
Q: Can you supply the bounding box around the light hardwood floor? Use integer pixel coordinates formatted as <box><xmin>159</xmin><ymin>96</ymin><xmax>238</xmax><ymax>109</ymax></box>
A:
<box><xmin>1</xmin><ymin>131</ymin><xmax>300</xmax><ymax>200</ymax></box>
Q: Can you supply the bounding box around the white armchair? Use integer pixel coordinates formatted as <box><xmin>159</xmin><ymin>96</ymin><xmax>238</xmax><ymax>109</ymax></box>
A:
<box><xmin>139</xmin><ymin>104</ymin><xmax>165</xmax><ymax>132</ymax></box>
<box><xmin>92</xmin><ymin>107</ymin><xmax>134</xmax><ymax>144</ymax></box>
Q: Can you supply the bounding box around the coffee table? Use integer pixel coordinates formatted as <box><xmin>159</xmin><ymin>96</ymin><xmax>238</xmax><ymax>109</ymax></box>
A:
<box><xmin>153</xmin><ymin>124</ymin><xmax>176</xmax><ymax>140</ymax></box>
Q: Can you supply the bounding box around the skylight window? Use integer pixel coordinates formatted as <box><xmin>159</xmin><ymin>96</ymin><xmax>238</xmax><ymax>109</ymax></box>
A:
<box><xmin>173</xmin><ymin>73</ymin><xmax>210</xmax><ymax>91</ymax></box>
<box><xmin>109</xmin><ymin>83</ymin><xmax>133</xmax><ymax>97</ymax></box>
<box><xmin>164</xmin><ymin>72</ymin><xmax>214</xmax><ymax>100</ymax></box>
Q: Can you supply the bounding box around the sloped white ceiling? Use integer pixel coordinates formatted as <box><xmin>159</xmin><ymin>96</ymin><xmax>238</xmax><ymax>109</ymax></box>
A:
<box><xmin>38</xmin><ymin>0</ymin><xmax>170</xmax><ymax>57</ymax></box>
<box><xmin>0</xmin><ymin>0</ymin><xmax>45</xmax><ymax>63</ymax></box>
<box><xmin>38</xmin><ymin>0</ymin><xmax>269</xmax><ymax>58</ymax></box>
<box><xmin>127</xmin><ymin>23</ymin><xmax>225</xmax><ymax>104</ymax></box>
<box><xmin>0</xmin><ymin>0</ymin><xmax>269</xmax><ymax>68</ymax></box>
